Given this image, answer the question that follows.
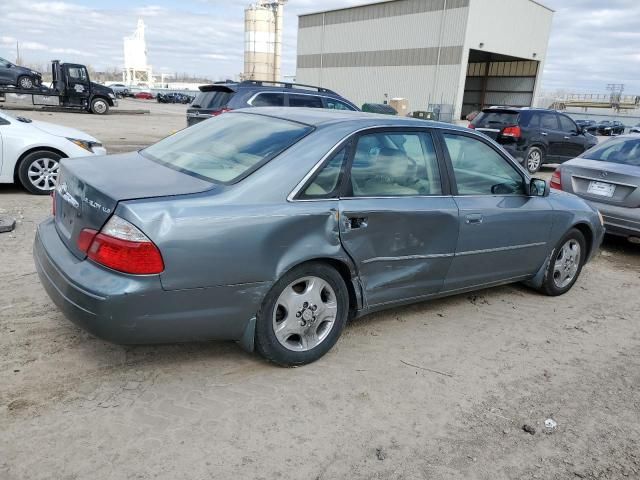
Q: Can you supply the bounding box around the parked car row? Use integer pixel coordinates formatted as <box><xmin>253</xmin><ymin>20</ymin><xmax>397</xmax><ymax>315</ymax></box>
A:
<box><xmin>575</xmin><ymin>118</ymin><xmax>626</xmax><ymax>135</ymax></box>
<box><xmin>157</xmin><ymin>92</ymin><xmax>194</xmax><ymax>104</ymax></box>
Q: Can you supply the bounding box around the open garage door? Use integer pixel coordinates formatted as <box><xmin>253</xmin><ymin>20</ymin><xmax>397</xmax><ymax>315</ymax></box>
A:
<box><xmin>461</xmin><ymin>50</ymin><xmax>539</xmax><ymax>119</ymax></box>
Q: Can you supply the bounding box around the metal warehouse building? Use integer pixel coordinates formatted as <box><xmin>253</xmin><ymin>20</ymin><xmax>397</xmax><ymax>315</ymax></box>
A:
<box><xmin>296</xmin><ymin>0</ymin><xmax>553</xmax><ymax>121</ymax></box>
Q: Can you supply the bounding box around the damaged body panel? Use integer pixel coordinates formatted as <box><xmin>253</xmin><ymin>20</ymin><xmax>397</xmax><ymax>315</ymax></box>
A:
<box><xmin>34</xmin><ymin>108</ymin><xmax>604</xmax><ymax>359</ymax></box>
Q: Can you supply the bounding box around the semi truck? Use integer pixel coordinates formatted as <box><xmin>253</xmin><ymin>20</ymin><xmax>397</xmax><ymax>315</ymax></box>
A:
<box><xmin>0</xmin><ymin>60</ymin><xmax>117</xmax><ymax>115</ymax></box>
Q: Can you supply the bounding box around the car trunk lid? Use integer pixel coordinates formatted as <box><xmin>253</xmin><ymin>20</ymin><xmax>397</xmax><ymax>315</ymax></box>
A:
<box><xmin>564</xmin><ymin>158</ymin><xmax>640</xmax><ymax>207</ymax></box>
<box><xmin>54</xmin><ymin>152</ymin><xmax>215</xmax><ymax>259</ymax></box>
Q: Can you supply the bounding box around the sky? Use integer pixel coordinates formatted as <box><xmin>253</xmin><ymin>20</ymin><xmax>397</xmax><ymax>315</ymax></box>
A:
<box><xmin>1</xmin><ymin>0</ymin><xmax>639</xmax><ymax>93</ymax></box>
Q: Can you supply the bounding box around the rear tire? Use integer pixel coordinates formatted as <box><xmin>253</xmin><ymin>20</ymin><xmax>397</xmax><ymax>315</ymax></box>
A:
<box><xmin>90</xmin><ymin>97</ymin><xmax>109</xmax><ymax>115</ymax></box>
<box><xmin>525</xmin><ymin>146</ymin><xmax>544</xmax><ymax>174</ymax></box>
<box><xmin>17</xmin><ymin>75</ymin><xmax>34</xmax><ymax>89</ymax></box>
<box><xmin>18</xmin><ymin>150</ymin><xmax>63</xmax><ymax>195</ymax></box>
<box><xmin>255</xmin><ymin>262</ymin><xmax>349</xmax><ymax>366</ymax></box>
<box><xmin>538</xmin><ymin>228</ymin><xmax>586</xmax><ymax>296</ymax></box>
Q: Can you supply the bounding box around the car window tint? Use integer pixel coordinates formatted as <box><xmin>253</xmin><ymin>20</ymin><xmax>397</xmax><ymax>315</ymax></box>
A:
<box><xmin>582</xmin><ymin>137</ymin><xmax>640</xmax><ymax>166</ymax></box>
<box><xmin>348</xmin><ymin>132</ymin><xmax>442</xmax><ymax>197</ymax></box>
<box><xmin>192</xmin><ymin>90</ymin><xmax>233</xmax><ymax>109</ymax></box>
<box><xmin>472</xmin><ymin>111</ymin><xmax>519</xmax><ymax>128</ymax></box>
<box><xmin>325</xmin><ymin>98</ymin><xmax>355</xmax><ymax>111</ymax></box>
<box><xmin>288</xmin><ymin>94</ymin><xmax>324</xmax><ymax>108</ymax></box>
<box><xmin>301</xmin><ymin>147</ymin><xmax>348</xmax><ymax>199</ymax></box>
<box><xmin>559</xmin><ymin>115</ymin><xmax>578</xmax><ymax>133</ymax></box>
<box><xmin>142</xmin><ymin>113</ymin><xmax>313</xmax><ymax>183</ymax></box>
<box><xmin>251</xmin><ymin>92</ymin><xmax>284</xmax><ymax>107</ymax></box>
<box><xmin>522</xmin><ymin>113</ymin><xmax>539</xmax><ymax>128</ymax></box>
<box><xmin>443</xmin><ymin>134</ymin><xmax>526</xmax><ymax>196</ymax></box>
<box><xmin>541</xmin><ymin>113</ymin><xmax>559</xmax><ymax>130</ymax></box>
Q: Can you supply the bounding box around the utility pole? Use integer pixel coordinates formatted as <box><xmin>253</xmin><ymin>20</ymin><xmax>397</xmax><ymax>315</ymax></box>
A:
<box><xmin>15</xmin><ymin>42</ymin><xmax>23</xmax><ymax>65</ymax></box>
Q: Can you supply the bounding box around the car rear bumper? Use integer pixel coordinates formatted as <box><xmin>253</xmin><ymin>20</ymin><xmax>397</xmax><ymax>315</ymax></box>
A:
<box><xmin>585</xmin><ymin>199</ymin><xmax>640</xmax><ymax>237</ymax></box>
<box><xmin>34</xmin><ymin>217</ymin><xmax>271</xmax><ymax>344</ymax></box>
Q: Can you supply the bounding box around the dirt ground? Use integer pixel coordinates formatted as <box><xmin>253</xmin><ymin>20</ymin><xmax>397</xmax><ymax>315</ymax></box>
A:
<box><xmin>1</xmin><ymin>102</ymin><xmax>639</xmax><ymax>480</ymax></box>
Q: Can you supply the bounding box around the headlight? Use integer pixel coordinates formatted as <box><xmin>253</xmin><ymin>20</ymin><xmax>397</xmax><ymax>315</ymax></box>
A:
<box><xmin>67</xmin><ymin>138</ymin><xmax>103</xmax><ymax>153</ymax></box>
<box><xmin>597</xmin><ymin>210</ymin><xmax>604</xmax><ymax>227</ymax></box>
<box><xmin>108</xmin><ymin>93</ymin><xmax>116</xmax><ymax>99</ymax></box>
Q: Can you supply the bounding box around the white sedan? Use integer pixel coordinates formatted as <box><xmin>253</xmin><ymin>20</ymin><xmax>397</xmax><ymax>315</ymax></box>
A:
<box><xmin>0</xmin><ymin>109</ymin><xmax>106</xmax><ymax>194</ymax></box>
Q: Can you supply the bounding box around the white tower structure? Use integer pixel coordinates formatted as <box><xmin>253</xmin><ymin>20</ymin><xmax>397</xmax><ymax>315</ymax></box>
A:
<box><xmin>244</xmin><ymin>1</ymin><xmax>286</xmax><ymax>82</ymax></box>
<box><xmin>123</xmin><ymin>19</ymin><xmax>153</xmax><ymax>87</ymax></box>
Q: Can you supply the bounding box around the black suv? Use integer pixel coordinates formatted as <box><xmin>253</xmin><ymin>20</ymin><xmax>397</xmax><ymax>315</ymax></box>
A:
<box><xmin>186</xmin><ymin>80</ymin><xmax>358</xmax><ymax>127</ymax></box>
<box><xmin>0</xmin><ymin>56</ymin><xmax>42</xmax><ymax>89</ymax></box>
<box><xmin>470</xmin><ymin>107</ymin><xmax>598</xmax><ymax>173</ymax></box>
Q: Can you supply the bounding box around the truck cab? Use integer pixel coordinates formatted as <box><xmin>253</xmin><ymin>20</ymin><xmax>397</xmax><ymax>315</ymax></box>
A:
<box><xmin>52</xmin><ymin>61</ymin><xmax>116</xmax><ymax>114</ymax></box>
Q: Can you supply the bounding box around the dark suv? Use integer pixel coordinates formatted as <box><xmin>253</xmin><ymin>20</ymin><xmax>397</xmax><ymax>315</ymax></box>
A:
<box><xmin>186</xmin><ymin>80</ymin><xmax>358</xmax><ymax>126</ymax></box>
<box><xmin>470</xmin><ymin>107</ymin><xmax>598</xmax><ymax>173</ymax></box>
<box><xmin>0</xmin><ymin>56</ymin><xmax>42</xmax><ymax>89</ymax></box>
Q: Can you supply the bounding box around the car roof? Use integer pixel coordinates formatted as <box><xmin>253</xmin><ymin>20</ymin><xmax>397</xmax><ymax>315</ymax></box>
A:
<box><xmin>229</xmin><ymin>107</ymin><xmax>470</xmax><ymax>132</ymax></box>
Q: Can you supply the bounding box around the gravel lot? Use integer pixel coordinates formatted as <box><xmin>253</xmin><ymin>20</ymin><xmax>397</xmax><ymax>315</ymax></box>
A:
<box><xmin>1</xmin><ymin>102</ymin><xmax>639</xmax><ymax>480</ymax></box>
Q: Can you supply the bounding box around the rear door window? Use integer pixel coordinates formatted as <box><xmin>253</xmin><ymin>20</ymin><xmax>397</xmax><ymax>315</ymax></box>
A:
<box><xmin>193</xmin><ymin>90</ymin><xmax>233</xmax><ymax>109</ymax></box>
<box><xmin>540</xmin><ymin>113</ymin><xmax>559</xmax><ymax>130</ymax></box>
<box><xmin>251</xmin><ymin>92</ymin><xmax>285</xmax><ymax>107</ymax></box>
<box><xmin>559</xmin><ymin>115</ymin><xmax>578</xmax><ymax>133</ymax></box>
<box><xmin>288</xmin><ymin>94</ymin><xmax>324</xmax><ymax>108</ymax></box>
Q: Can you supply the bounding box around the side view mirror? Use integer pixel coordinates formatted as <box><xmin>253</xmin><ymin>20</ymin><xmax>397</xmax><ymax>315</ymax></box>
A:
<box><xmin>529</xmin><ymin>178</ymin><xmax>549</xmax><ymax>197</ymax></box>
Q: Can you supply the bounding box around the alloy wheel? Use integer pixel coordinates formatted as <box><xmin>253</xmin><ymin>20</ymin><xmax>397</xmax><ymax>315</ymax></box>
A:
<box><xmin>527</xmin><ymin>150</ymin><xmax>541</xmax><ymax>172</ymax></box>
<box><xmin>28</xmin><ymin>157</ymin><xmax>59</xmax><ymax>192</ymax></box>
<box><xmin>272</xmin><ymin>276</ymin><xmax>338</xmax><ymax>352</ymax></box>
<box><xmin>552</xmin><ymin>239</ymin><xmax>581</xmax><ymax>289</ymax></box>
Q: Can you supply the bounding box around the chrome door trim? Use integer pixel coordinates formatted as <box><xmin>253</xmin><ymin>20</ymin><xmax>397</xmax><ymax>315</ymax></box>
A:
<box><xmin>456</xmin><ymin>242</ymin><xmax>547</xmax><ymax>257</ymax></box>
<box><xmin>362</xmin><ymin>253</ymin><xmax>455</xmax><ymax>264</ymax></box>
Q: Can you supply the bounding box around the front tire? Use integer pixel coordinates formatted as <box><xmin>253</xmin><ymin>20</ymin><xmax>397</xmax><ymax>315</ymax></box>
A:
<box><xmin>90</xmin><ymin>97</ymin><xmax>109</xmax><ymax>115</ymax></box>
<box><xmin>17</xmin><ymin>75</ymin><xmax>34</xmax><ymax>89</ymax></box>
<box><xmin>255</xmin><ymin>262</ymin><xmax>349</xmax><ymax>366</ymax></box>
<box><xmin>525</xmin><ymin>146</ymin><xmax>544</xmax><ymax>173</ymax></box>
<box><xmin>18</xmin><ymin>150</ymin><xmax>63</xmax><ymax>195</ymax></box>
<box><xmin>539</xmin><ymin>228</ymin><xmax>586</xmax><ymax>296</ymax></box>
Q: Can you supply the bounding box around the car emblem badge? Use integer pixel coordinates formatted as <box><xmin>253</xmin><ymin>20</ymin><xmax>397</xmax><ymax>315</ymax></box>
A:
<box><xmin>600</xmin><ymin>171</ymin><xmax>608</xmax><ymax>178</ymax></box>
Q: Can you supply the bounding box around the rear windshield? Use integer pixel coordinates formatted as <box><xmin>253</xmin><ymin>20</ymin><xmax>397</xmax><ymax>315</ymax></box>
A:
<box><xmin>582</xmin><ymin>137</ymin><xmax>640</xmax><ymax>166</ymax></box>
<box><xmin>142</xmin><ymin>113</ymin><xmax>313</xmax><ymax>183</ymax></box>
<box><xmin>192</xmin><ymin>90</ymin><xmax>233</xmax><ymax>109</ymax></box>
<box><xmin>472</xmin><ymin>111</ymin><xmax>520</xmax><ymax>128</ymax></box>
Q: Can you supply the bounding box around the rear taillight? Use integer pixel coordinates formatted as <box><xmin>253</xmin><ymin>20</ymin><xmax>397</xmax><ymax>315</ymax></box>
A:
<box><xmin>550</xmin><ymin>169</ymin><xmax>562</xmax><ymax>190</ymax></box>
<box><xmin>468</xmin><ymin>123</ymin><xmax>476</xmax><ymax>129</ymax></box>
<box><xmin>82</xmin><ymin>216</ymin><xmax>164</xmax><ymax>275</ymax></box>
<box><xmin>501</xmin><ymin>125</ymin><xmax>521</xmax><ymax>138</ymax></box>
<box><xmin>212</xmin><ymin>107</ymin><xmax>232</xmax><ymax>116</ymax></box>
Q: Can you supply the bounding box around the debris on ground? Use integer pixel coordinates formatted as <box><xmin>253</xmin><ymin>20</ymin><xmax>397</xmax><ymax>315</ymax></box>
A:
<box><xmin>545</xmin><ymin>418</ymin><xmax>558</xmax><ymax>432</ymax></box>
<box><xmin>522</xmin><ymin>424</ymin><xmax>536</xmax><ymax>435</ymax></box>
<box><xmin>0</xmin><ymin>217</ymin><xmax>16</xmax><ymax>233</ymax></box>
<box><xmin>375</xmin><ymin>448</ymin><xmax>386</xmax><ymax>461</ymax></box>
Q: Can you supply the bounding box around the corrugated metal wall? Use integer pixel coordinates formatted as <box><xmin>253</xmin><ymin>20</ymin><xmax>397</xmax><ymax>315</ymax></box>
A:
<box><xmin>461</xmin><ymin>59</ymin><xmax>539</xmax><ymax>117</ymax></box>
<box><xmin>296</xmin><ymin>0</ymin><xmax>470</xmax><ymax>118</ymax></box>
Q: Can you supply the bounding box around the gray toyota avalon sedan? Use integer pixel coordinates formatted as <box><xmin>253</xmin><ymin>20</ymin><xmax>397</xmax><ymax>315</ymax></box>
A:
<box><xmin>34</xmin><ymin>108</ymin><xmax>604</xmax><ymax>366</ymax></box>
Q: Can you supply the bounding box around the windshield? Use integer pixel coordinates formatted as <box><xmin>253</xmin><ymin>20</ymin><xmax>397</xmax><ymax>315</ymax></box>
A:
<box><xmin>582</xmin><ymin>137</ymin><xmax>640</xmax><ymax>166</ymax></box>
<box><xmin>142</xmin><ymin>113</ymin><xmax>313</xmax><ymax>183</ymax></box>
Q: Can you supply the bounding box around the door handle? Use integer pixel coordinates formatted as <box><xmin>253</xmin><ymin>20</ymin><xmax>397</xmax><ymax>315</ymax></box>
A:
<box><xmin>541</xmin><ymin>132</ymin><xmax>548</xmax><ymax>136</ymax></box>
<box><xmin>564</xmin><ymin>136</ymin><xmax>570</xmax><ymax>140</ymax></box>
<box><xmin>344</xmin><ymin>216</ymin><xmax>368</xmax><ymax>230</ymax></box>
<box><xmin>465</xmin><ymin>213</ymin><xmax>483</xmax><ymax>224</ymax></box>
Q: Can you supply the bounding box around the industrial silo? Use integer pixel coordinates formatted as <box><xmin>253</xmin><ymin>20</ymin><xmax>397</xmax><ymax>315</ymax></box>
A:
<box><xmin>244</xmin><ymin>1</ymin><xmax>286</xmax><ymax>82</ymax></box>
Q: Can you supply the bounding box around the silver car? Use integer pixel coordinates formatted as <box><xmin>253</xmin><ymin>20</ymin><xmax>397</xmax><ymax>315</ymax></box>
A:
<box><xmin>551</xmin><ymin>135</ymin><xmax>640</xmax><ymax>242</ymax></box>
<box><xmin>34</xmin><ymin>109</ymin><xmax>604</xmax><ymax>366</ymax></box>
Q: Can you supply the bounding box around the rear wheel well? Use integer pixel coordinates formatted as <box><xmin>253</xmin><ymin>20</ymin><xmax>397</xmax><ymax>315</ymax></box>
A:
<box><xmin>14</xmin><ymin>147</ymin><xmax>67</xmax><ymax>183</ymax></box>
<box><xmin>284</xmin><ymin>258</ymin><xmax>358</xmax><ymax>315</ymax></box>
<box><xmin>572</xmin><ymin>223</ymin><xmax>594</xmax><ymax>260</ymax></box>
